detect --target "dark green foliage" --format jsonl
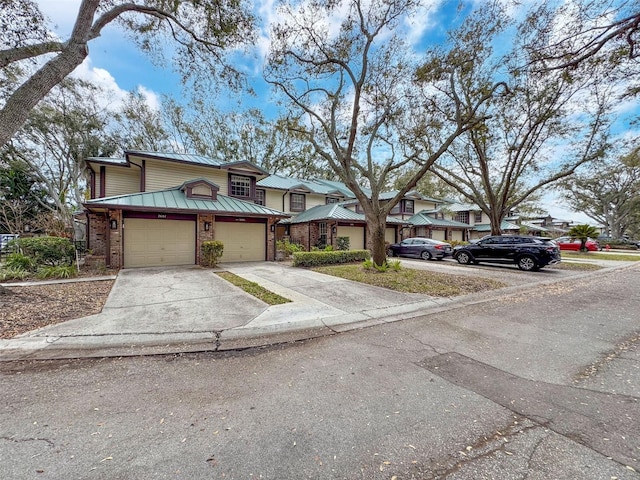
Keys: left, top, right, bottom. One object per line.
{"left": 567, "top": 224, "right": 600, "bottom": 251}
{"left": 15, "top": 236, "right": 74, "bottom": 266}
{"left": 201, "top": 240, "right": 224, "bottom": 266}
{"left": 336, "top": 237, "right": 350, "bottom": 251}
{"left": 4, "top": 252, "right": 35, "bottom": 271}
{"left": 292, "top": 249, "right": 370, "bottom": 267}
{"left": 36, "top": 265, "right": 77, "bottom": 279}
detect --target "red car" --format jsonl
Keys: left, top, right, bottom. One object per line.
{"left": 554, "top": 236, "right": 600, "bottom": 251}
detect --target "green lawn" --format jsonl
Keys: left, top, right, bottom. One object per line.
{"left": 217, "top": 271, "right": 291, "bottom": 305}
{"left": 561, "top": 252, "right": 640, "bottom": 261}
{"left": 313, "top": 264, "right": 507, "bottom": 297}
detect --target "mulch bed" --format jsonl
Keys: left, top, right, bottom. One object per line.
{"left": 0, "top": 277, "right": 115, "bottom": 339}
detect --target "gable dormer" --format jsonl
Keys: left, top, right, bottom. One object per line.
{"left": 181, "top": 178, "right": 219, "bottom": 201}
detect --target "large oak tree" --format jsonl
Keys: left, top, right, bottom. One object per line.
{"left": 0, "top": 0, "right": 254, "bottom": 147}
{"left": 265, "top": 0, "right": 506, "bottom": 265}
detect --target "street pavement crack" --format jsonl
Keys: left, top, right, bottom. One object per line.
{"left": 574, "top": 330, "right": 640, "bottom": 384}
{"left": 1, "top": 436, "right": 54, "bottom": 448}
{"left": 418, "top": 352, "right": 640, "bottom": 471}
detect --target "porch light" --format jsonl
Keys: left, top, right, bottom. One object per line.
{"left": 204, "top": 222, "right": 211, "bottom": 231}
{"left": 270, "top": 224, "right": 276, "bottom": 232}
{"left": 110, "top": 219, "right": 118, "bottom": 230}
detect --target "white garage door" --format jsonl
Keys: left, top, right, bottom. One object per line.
{"left": 337, "top": 226, "right": 365, "bottom": 250}
{"left": 215, "top": 221, "right": 265, "bottom": 262}
{"left": 124, "top": 218, "right": 196, "bottom": 268}
{"left": 385, "top": 227, "right": 396, "bottom": 244}
{"left": 431, "top": 230, "right": 445, "bottom": 241}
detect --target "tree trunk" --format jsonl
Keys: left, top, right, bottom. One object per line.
{"left": 0, "top": 43, "right": 89, "bottom": 146}
{"left": 489, "top": 210, "right": 503, "bottom": 236}
{"left": 366, "top": 213, "right": 387, "bottom": 266}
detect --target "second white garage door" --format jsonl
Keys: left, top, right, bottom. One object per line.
{"left": 215, "top": 221, "right": 266, "bottom": 262}
{"left": 336, "top": 226, "right": 365, "bottom": 250}
{"left": 124, "top": 218, "right": 196, "bottom": 268}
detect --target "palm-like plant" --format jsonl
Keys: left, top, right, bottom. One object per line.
{"left": 568, "top": 224, "right": 600, "bottom": 252}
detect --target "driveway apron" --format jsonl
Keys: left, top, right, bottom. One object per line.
{"left": 23, "top": 266, "right": 266, "bottom": 337}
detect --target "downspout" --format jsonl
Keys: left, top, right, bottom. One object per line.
{"left": 105, "top": 210, "right": 111, "bottom": 267}
{"left": 129, "top": 160, "right": 145, "bottom": 192}
{"left": 282, "top": 190, "right": 287, "bottom": 211}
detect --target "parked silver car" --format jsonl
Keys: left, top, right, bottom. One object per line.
{"left": 386, "top": 237, "right": 452, "bottom": 260}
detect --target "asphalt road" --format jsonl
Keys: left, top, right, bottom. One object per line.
{"left": 1, "top": 264, "right": 639, "bottom": 479}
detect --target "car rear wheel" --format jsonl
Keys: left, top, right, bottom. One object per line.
{"left": 517, "top": 255, "right": 537, "bottom": 271}
{"left": 386, "top": 248, "right": 395, "bottom": 257}
{"left": 456, "top": 251, "right": 472, "bottom": 265}
{"left": 420, "top": 250, "right": 432, "bottom": 261}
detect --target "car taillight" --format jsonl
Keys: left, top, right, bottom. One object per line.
{"left": 435, "top": 245, "right": 444, "bottom": 249}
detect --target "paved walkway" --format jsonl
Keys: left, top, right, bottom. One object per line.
{"left": 1, "top": 259, "right": 638, "bottom": 361}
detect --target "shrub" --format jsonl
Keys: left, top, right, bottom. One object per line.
{"left": 293, "top": 249, "right": 371, "bottom": 267}
{"left": 36, "top": 265, "right": 78, "bottom": 279}
{"left": 15, "top": 236, "right": 75, "bottom": 266}
{"left": 373, "top": 261, "right": 389, "bottom": 272}
{"left": 336, "top": 237, "right": 350, "bottom": 251}
{"left": 276, "top": 239, "right": 304, "bottom": 257}
{"left": 362, "top": 258, "right": 374, "bottom": 269}
{"left": 201, "top": 240, "right": 224, "bottom": 267}
{"left": 448, "top": 240, "right": 469, "bottom": 248}
{"left": 389, "top": 259, "right": 402, "bottom": 271}
{"left": 0, "top": 268, "right": 29, "bottom": 281}
{"left": 4, "top": 253, "right": 36, "bottom": 271}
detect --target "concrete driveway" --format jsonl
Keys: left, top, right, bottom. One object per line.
{"left": 24, "top": 266, "right": 268, "bottom": 337}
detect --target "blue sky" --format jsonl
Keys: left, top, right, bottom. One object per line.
{"left": 34, "top": 0, "right": 639, "bottom": 225}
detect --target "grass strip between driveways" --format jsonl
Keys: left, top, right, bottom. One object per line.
{"left": 550, "top": 262, "right": 602, "bottom": 271}
{"left": 312, "top": 264, "right": 507, "bottom": 297}
{"left": 216, "top": 271, "right": 291, "bottom": 305}
{"left": 561, "top": 252, "right": 640, "bottom": 261}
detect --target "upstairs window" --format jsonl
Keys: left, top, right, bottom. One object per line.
{"left": 455, "top": 211, "right": 469, "bottom": 223}
{"left": 326, "top": 197, "right": 340, "bottom": 204}
{"left": 290, "top": 193, "right": 306, "bottom": 212}
{"left": 230, "top": 174, "right": 251, "bottom": 198}
{"left": 403, "top": 200, "right": 414, "bottom": 214}
{"left": 255, "top": 189, "right": 265, "bottom": 206}
{"left": 474, "top": 211, "right": 483, "bottom": 223}
{"left": 390, "top": 204, "right": 401, "bottom": 214}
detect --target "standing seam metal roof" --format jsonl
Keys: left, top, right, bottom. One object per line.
{"left": 84, "top": 187, "right": 287, "bottom": 216}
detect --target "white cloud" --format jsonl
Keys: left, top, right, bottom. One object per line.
{"left": 70, "top": 57, "right": 161, "bottom": 113}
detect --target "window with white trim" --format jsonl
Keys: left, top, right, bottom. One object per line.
{"left": 474, "top": 211, "right": 483, "bottom": 223}
{"left": 455, "top": 211, "right": 469, "bottom": 223}
{"left": 255, "top": 189, "right": 265, "bottom": 205}
{"left": 290, "top": 193, "right": 305, "bottom": 212}
{"left": 230, "top": 174, "right": 251, "bottom": 198}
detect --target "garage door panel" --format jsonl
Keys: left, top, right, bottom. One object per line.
{"left": 124, "top": 218, "right": 195, "bottom": 268}
{"left": 385, "top": 227, "right": 396, "bottom": 244}
{"left": 337, "top": 226, "right": 365, "bottom": 250}
{"left": 216, "top": 222, "right": 265, "bottom": 262}
{"left": 431, "top": 230, "right": 445, "bottom": 241}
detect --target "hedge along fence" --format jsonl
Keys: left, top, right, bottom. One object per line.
{"left": 292, "top": 249, "right": 371, "bottom": 267}
{"left": 15, "top": 236, "right": 75, "bottom": 266}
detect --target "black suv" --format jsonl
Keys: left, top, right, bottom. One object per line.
{"left": 453, "top": 235, "right": 561, "bottom": 271}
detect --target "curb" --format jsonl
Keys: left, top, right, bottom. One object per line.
{"left": 1, "top": 261, "right": 637, "bottom": 362}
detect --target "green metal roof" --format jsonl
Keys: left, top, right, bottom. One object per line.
{"left": 473, "top": 221, "right": 520, "bottom": 232}
{"left": 311, "top": 179, "right": 360, "bottom": 198}
{"left": 521, "top": 221, "right": 549, "bottom": 232}
{"left": 284, "top": 203, "right": 406, "bottom": 225}
{"left": 124, "top": 150, "right": 269, "bottom": 174}
{"left": 84, "top": 187, "right": 287, "bottom": 217}
{"left": 257, "top": 175, "right": 344, "bottom": 195}
{"left": 408, "top": 212, "right": 471, "bottom": 228}
{"left": 86, "top": 157, "right": 128, "bottom": 166}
